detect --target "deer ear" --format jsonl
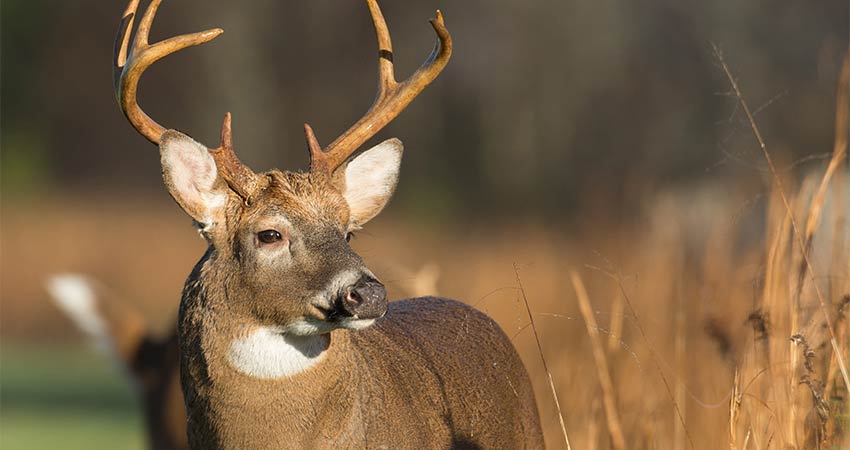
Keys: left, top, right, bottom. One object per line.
{"left": 341, "top": 138, "right": 403, "bottom": 227}
{"left": 160, "top": 130, "right": 228, "bottom": 229}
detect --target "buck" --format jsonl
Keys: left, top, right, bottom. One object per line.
{"left": 113, "top": 0, "right": 544, "bottom": 448}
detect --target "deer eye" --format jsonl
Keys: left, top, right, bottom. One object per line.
{"left": 257, "top": 230, "right": 283, "bottom": 244}
{"left": 345, "top": 232, "right": 354, "bottom": 242}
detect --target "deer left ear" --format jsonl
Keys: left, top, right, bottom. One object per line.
{"left": 341, "top": 138, "right": 403, "bottom": 227}
{"left": 160, "top": 130, "right": 229, "bottom": 230}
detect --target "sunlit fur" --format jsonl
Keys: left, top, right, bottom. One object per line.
{"left": 159, "top": 133, "right": 543, "bottom": 449}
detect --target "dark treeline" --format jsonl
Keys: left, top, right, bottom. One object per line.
{"left": 2, "top": 0, "right": 846, "bottom": 220}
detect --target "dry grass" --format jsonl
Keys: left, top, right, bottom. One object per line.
{"left": 572, "top": 271, "right": 626, "bottom": 450}
{"left": 714, "top": 45, "right": 849, "bottom": 450}
{"left": 517, "top": 264, "right": 573, "bottom": 449}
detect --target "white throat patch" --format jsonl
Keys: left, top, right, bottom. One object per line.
{"left": 227, "top": 327, "right": 329, "bottom": 379}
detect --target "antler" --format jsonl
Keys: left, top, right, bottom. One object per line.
{"left": 113, "top": 0, "right": 223, "bottom": 144}
{"left": 209, "top": 113, "right": 265, "bottom": 203}
{"left": 114, "top": 0, "right": 264, "bottom": 202}
{"left": 306, "top": 0, "right": 453, "bottom": 177}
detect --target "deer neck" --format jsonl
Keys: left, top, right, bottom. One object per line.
{"left": 180, "top": 272, "right": 357, "bottom": 384}
{"left": 178, "top": 266, "right": 366, "bottom": 447}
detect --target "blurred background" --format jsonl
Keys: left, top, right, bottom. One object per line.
{"left": 2, "top": 0, "right": 848, "bottom": 449}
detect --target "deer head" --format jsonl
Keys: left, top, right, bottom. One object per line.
{"left": 113, "top": 0, "right": 451, "bottom": 334}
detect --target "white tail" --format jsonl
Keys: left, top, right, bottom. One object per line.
{"left": 47, "top": 275, "right": 111, "bottom": 352}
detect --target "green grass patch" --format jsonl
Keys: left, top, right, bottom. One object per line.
{"left": 0, "top": 342, "right": 146, "bottom": 450}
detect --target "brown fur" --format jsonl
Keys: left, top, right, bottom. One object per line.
{"left": 181, "top": 291, "right": 542, "bottom": 449}
{"left": 166, "top": 166, "right": 544, "bottom": 449}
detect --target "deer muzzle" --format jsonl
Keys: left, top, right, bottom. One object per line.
{"left": 341, "top": 277, "right": 387, "bottom": 320}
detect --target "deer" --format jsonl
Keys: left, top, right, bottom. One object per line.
{"left": 112, "top": 0, "right": 544, "bottom": 448}
{"left": 46, "top": 274, "right": 188, "bottom": 450}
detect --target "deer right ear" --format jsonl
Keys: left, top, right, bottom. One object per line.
{"left": 160, "top": 131, "right": 228, "bottom": 229}
{"left": 341, "top": 138, "right": 403, "bottom": 227}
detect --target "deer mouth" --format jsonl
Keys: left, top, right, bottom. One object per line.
{"left": 311, "top": 302, "right": 348, "bottom": 322}
{"left": 312, "top": 297, "right": 370, "bottom": 322}
{"left": 308, "top": 298, "right": 383, "bottom": 332}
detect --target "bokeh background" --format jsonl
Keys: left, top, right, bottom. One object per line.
{"left": 2, "top": 0, "right": 848, "bottom": 449}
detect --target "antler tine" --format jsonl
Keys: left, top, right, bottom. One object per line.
{"left": 113, "top": 0, "right": 223, "bottom": 144}
{"left": 304, "top": 123, "right": 323, "bottom": 163}
{"left": 369, "top": 0, "right": 397, "bottom": 92}
{"left": 308, "top": 0, "right": 452, "bottom": 177}
{"left": 210, "top": 113, "right": 265, "bottom": 204}
{"left": 113, "top": 0, "right": 140, "bottom": 91}
{"left": 133, "top": 0, "right": 161, "bottom": 49}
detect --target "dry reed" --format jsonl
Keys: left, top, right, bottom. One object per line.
{"left": 712, "top": 43, "right": 850, "bottom": 397}
{"left": 514, "top": 263, "right": 572, "bottom": 449}
{"left": 711, "top": 44, "right": 850, "bottom": 449}
{"left": 571, "top": 270, "right": 626, "bottom": 450}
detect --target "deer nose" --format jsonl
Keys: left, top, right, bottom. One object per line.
{"left": 341, "top": 277, "right": 387, "bottom": 320}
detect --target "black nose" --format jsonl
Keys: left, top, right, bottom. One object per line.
{"left": 341, "top": 277, "right": 387, "bottom": 320}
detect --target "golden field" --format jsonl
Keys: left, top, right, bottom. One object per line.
{"left": 2, "top": 152, "right": 847, "bottom": 449}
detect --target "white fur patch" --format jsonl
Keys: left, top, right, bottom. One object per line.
{"left": 343, "top": 138, "right": 402, "bottom": 226}
{"left": 46, "top": 274, "right": 110, "bottom": 352}
{"left": 337, "top": 318, "right": 377, "bottom": 330}
{"left": 283, "top": 318, "right": 335, "bottom": 336}
{"left": 282, "top": 317, "right": 377, "bottom": 335}
{"left": 227, "top": 327, "right": 329, "bottom": 379}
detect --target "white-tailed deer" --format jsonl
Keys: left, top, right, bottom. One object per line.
{"left": 113, "top": 0, "right": 544, "bottom": 448}
{"left": 46, "top": 275, "right": 188, "bottom": 450}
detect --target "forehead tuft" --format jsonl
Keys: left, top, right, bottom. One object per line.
{"left": 252, "top": 170, "right": 350, "bottom": 226}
